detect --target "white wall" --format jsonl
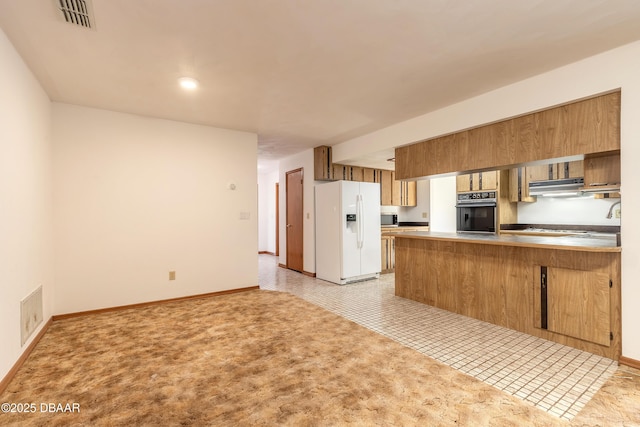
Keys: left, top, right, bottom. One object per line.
{"left": 0, "top": 29, "right": 54, "bottom": 380}
{"left": 258, "top": 170, "right": 279, "bottom": 253}
{"left": 517, "top": 197, "right": 622, "bottom": 226}
{"left": 278, "top": 149, "right": 316, "bottom": 273}
{"left": 399, "top": 179, "right": 430, "bottom": 223}
{"left": 52, "top": 104, "right": 258, "bottom": 314}
{"left": 331, "top": 40, "right": 640, "bottom": 361}
{"left": 429, "top": 177, "right": 457, "bottom": 232}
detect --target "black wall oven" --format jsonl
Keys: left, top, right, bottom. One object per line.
{"left": 456, "top": 191, "right": 497, "bottom": 233}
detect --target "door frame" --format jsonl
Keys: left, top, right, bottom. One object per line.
{"left": 275, "top": 182, "right": 279, "bottom": 256}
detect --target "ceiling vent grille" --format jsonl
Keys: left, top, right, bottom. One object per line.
{"left": 56, "top": 0, "right": 93, "bottom": 29}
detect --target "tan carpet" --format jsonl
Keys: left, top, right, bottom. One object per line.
{"left": 0, "top": 290, "right": 638, "bottom": 426}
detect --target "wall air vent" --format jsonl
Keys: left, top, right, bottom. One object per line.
{"left": 56, "top": 0, "right": 94, "bottom": 29}
{"left": 21, "top": 286, "right": 44, "bottom": 346}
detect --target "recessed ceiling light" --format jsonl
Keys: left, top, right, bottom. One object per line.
{"left": 178, "top": 77, "right": 199, "bottom": 90}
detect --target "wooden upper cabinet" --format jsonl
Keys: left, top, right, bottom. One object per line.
{"left": 562, "top": 160, "right": 584, "bottom": 179}
{"left": 381, "top": 171, "right": 417, "bottom": 206}
{"left": 584, "top": 152, "right": 621, "bottom": 188}
{"left": 402, "top": 181, "right": 417, "bottom": 206}
{"left": 527, "top": 164, "right": 554, "bottom": 182}
{"left": 363, "top": 168, "right": 381, "bottom": 183}
{"left": 456, "top": 171, "right": 498, "bottom": 192}
{"left": 392, "top": 174, "right": 402, "bottom": 206}
{"left": 380, "top": 170, "right": 393, "bottom": 206}
{"left": 314, "top": 146, "right": 333, "bottom": 181}
{"left": 331, "top": 164, "right": 365, "bottom": 181}
{"left": 391, "top": 172, "right": 417, "bottom": 206}
{"left": 332, "top": 164, "right": 347, "bottom": 180}
{"left": 456, "top": 174, "right": 472, "bottom": 192}
{"left": 312, "top": 144, "right": 418, "bottom": 206}
{"left": 481, "top": 171, "right": 498, "bottom": 190}
{"left": 395, "top": 91, "right": 620, "bottom": 179}
{"left": 546, "top": 160, "right": 584, "bottom": 180}
{"left": 525, "top": 160, "right": 584, "bottom": 183}
{"left": 509, "top": 167, "right": 536, "bottom": 203}
{"left": 510, "top": 160, "right": 585, "bottom": 202}
{"left": 350, "top": 166, "right": 364, "bottom": 182}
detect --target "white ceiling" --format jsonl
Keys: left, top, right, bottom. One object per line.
{"left": 2, "top": 0, "right": 640, "bottom": 172}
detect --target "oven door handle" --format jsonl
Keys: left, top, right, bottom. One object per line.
{"left": 456, "top": 203, "right": 497, "bottom": 208}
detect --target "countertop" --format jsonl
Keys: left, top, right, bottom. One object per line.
{"left": 394, "top": 231, "right": 621, "bottom": 252}
{"left": 381, "top": 225, "right": 429, "bottom": 236}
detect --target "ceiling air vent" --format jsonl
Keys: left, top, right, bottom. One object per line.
{"left": 56, "top": 0, "right": 94, "bottom": 29}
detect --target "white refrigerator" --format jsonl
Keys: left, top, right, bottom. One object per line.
{"left": 315, "top": 180, "right": 381, "bottom": 285}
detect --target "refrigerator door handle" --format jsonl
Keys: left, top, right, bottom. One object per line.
{"left": 356, "top": 194, "right": 364, "bottom": 249}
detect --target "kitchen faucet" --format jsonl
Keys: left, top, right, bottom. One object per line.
{"left": 606, "top": 200, "right": 621, "bottom": 219}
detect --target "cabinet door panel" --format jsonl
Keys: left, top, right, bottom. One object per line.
{"left": 380, "top": 170, "right": 393, "bottom": 206}
{"left": 456, "top": 174, "right": 471, "bottom": 192}
{"left": 403, "top": 181, "right": 417, "bottom": 206}
{"left": 584, "top": 152, "right": 621, "bottom": 187}
{"left": 391, "top": 171, "right": 401, "bottom": 206}
{"left": 363, "top": 168, "right": 377, "bottom": 183}
{"left": 480, "top": 171, "right": 498, "bottom": 190}
{"left": 534, "top": 266, "right": 610, "bottom": 346}
{"left": 314, "top": 146, "right": 333, "bottom": 180}
{"left": 528, "top": 164, "right": 553, "bottom": 182}
{"left": 333, "top": 164, "right": 347, "bottom": 180}
{"left": 555, "top": 161, "right": 584, "bottom": 179}
{"left": 350, "top": 166, "right": 364, "bottom": 182}
{"left": 381, "top": 237, "right": 389, "bottom": 271}
{"left": 509, "top": 167, "right": 536, "bottom": 202}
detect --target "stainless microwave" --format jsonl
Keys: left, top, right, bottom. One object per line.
{"left": 381, "top": 213, "right": 398, "bottom": 226}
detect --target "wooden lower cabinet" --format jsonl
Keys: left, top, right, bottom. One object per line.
{"left": 381, "top": 227, "right": 429, "bottom": 273}
{"left": 381, "top": 236, "right": 395, "bottom": 273}
{"left": 533, "top": 266, "right": 610, "bottom": 346}
{"left": 394, "top": 237, "right": 621, "bottom": 360}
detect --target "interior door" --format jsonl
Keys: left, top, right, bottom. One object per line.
{"left": 286, "top": 168, "right": 304, "bottom": 272}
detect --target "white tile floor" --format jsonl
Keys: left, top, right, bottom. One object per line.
{"left": 258, "top": 254, "right": 617, "bottom": 421}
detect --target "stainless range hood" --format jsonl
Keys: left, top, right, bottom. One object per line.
{"left": 528, "top": 177, "right": 584, "bottom": 196}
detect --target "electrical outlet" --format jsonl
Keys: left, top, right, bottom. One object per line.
{"left": 615, "top": 209, "right": 621, "bottom": 218}
{"left": 422, "top": 212, "right": 428, "bottom": 219}
{"left": 169, "top": 271, "right": 176, "bottom": 280}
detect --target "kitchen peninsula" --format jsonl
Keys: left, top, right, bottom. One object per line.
{"left": 395, "top": 231, "right": 621, "bottom": 359}
{"left": 392, "top": 90, "right": 622, "bottom": 360}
